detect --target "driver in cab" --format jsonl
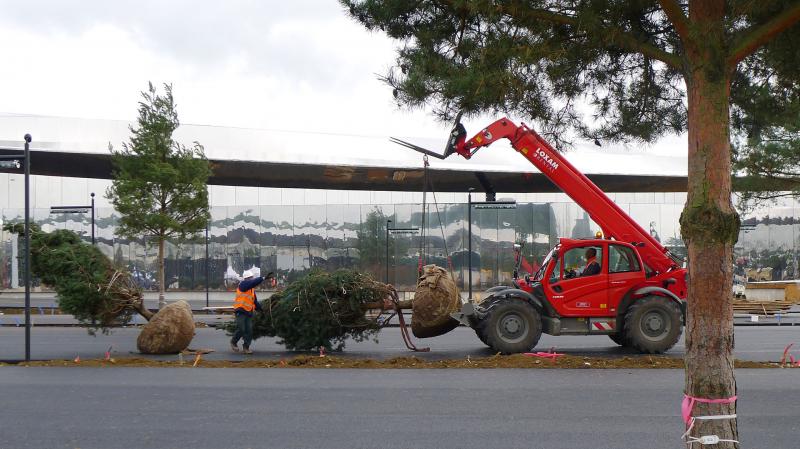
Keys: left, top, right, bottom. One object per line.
{"left": 581, "top": 248, "right": 601, "bottom": 276}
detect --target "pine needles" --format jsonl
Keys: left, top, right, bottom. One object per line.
{"left": 224, "top": 269, "right": 393, "bottom": 351}
{"left": 3, "top": 223, "right": 148, "bottom": 334}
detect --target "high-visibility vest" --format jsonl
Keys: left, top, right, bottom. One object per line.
{"left": 233, "top": 288, "right": 256, "bottom": 312}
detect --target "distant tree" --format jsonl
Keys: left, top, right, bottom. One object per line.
{"left": 343, "top": 1, "right": 800, "bottom": 444}
{"left": 107, "top": 83, "right": 211, "bottom": 308}
{"left": 732, "top": 69, "right": 800, "bottom": 211}
{"left": 356, "top": 209, "right": 395, "bottom": 280}
{"left": 741, "top": 216, "right": 757, "bottom": 227}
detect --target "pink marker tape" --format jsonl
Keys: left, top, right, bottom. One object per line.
{"left": 681, "top": 394, "right": 737, "bottom": 425}
{"left": 523, "top": 351, "right": 565, "bottom": 363}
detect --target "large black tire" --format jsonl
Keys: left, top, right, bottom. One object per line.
{"left": 624, "top": 296, "right": 682, "bottom": 354}
{"left": 475, "top": 328, "right": 490, "bottom": 346}
{"left": 479, "top": 299, "right": 542, "bottom": 354}
{"left": 608, "top": 331, "right": 629, "bottom": 347}
{"left": 473, "top": 297, "right": 500, "bottom": 347}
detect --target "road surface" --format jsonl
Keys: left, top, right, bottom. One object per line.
{"left": 0, "top": 367, "right": 797, "bottom": 449}
{"left": 1, "top": 325, "right": 798, "bottom": 362}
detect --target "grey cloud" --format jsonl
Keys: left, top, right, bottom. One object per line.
{"left": 0, "top": 0, "right": 374, "bottom": 90}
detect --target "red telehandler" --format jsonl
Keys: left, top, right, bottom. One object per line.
{"left": 394, "top": 118, "right": 687, "bottom": 354}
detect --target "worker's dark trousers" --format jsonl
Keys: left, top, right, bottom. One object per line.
{"left": 231, "top": 313, "right": 254, "bottom": 349}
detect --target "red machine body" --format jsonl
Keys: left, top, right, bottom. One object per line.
{"left": 434, "top": 118, "right": 687, "bottom": 354}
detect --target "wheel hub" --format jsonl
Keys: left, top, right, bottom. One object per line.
{"left": 642, "top": 311, "right": 667, "bottom": 338}
{"left": 497, "top": 312, "right": 527, "bottom": 343}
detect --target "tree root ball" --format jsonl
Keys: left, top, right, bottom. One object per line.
{"left": 411, "top": 265, "right": 461, "bottom": 338}
{"left": 137, "top": 300, "right": 195, "bottom": 354}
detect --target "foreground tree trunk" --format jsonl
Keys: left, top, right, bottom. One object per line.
{"left": 680, "top": 1, "right": 740, "bottom": 446}
{"left": 157, "top": 237, "right": 166, "bottom": 310}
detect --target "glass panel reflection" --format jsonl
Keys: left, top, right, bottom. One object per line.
{"left": 8, "top": 196, "right": 800, "bottom": 293}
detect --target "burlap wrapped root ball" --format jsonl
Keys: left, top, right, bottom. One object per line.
{"left": 137, "top": 300, "right": 195, "bottom": 354}
{"left": 411, "top": 264, "right": 461, "bottom": 338}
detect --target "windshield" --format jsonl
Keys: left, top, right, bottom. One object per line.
{"left": 532, "top": 247, "right": 557, "bottom": 282}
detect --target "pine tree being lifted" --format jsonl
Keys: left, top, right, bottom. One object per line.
{"left": 221, "top": 266, "right": 462, "bottom": 352}
{"left": 223, "top": 269, "right": 394, "bottom": 351}
{"left": 3, "top": 224, "right": 152, "bottom": 333}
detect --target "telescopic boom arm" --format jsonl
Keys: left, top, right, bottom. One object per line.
{"left": 397, "top": 117, "right": 680, "bottom": 274}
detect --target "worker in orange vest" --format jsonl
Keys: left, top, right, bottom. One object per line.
{"left": 230, "top": 269, "right": 270, "bottom": 354}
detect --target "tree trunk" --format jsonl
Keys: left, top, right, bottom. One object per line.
{"left": 681, "top": 2, "right": 740, "bottom": 446}
{"left": 158, "top": 237, "right": 166, "bottom": 309}
{"left": 132, "top": 299, "right": 155, "bottom": 321}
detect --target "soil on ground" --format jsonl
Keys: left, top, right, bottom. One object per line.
{"left": 2, "top": 353, "right": 793, "bottom": 369}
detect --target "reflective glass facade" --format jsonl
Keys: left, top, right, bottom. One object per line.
{"left": 2, "top": 175, "right": 798, "bottom": 292}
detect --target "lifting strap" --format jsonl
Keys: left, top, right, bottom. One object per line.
{"left": 419, "top": 156, "right": 429, "bottom": 276}
{"left": 418, "top": 155, "right": 455, "bottom": 278}
{"left": 388, "top": 287, "right": 429, "bottom": 352}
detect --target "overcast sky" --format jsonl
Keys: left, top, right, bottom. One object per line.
{"left": 0, "top": 0, "right": 686, "bottom": 158}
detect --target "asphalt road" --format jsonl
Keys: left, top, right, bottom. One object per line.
{"left": 1, "top": 325, "right": 798, "bottom": 362}
{"left": 0, "top": 367, "right": 797, "bottom": 449}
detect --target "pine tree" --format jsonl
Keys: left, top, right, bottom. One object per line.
{"left": 356, "top": 208, "right": 390, "bottom": 275}
{"left": 3, "top": 224, "right": 152, "bottom": 334}
{"left": 222, "top": 269, "right": 393, "bottom": 351}
{"left": 107, "top": 83, "right": 211, "bottom": 309}
{"left": 342, "top": 1, "right": 800, "bottom": 444}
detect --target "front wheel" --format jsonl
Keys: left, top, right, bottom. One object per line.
{"left": 480, "top": 299, "right": 542, "bottom": 354}
{"left": 608, "top": 331, "right": 629, "bottom": 347}
{"left": 624, "top": 296, "right": 682, "bottom": 354}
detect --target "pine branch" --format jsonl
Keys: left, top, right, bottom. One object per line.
{"left": 657, "top": 0, "right": 690, "bottom": 43}
{"left": 498, "top": 2, "right": 683, "bottom": 69}
{"left": 727, "top": 2, "right": 800, "bottom": 67}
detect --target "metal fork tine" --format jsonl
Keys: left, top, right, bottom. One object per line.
{"left": 389, "top": 137, "right": 448, "bottom": 159}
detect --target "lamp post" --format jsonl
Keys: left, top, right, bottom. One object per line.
{"left": 466, "top": 188, "right": 516, "bottom": 302}
{"left": 90, "top": 192, "right": 95, "bottom": 245}
{"left": 3, "top": 137, "right": 33, "bottom": 359}
{"left": 23, "top": 134, "right": 31, "bottom": 362}
{"left": 49, "top": 193, "right": 95, "bottom": 245}
{"left": 205, "top": 225, "right": 210, "bottom": 309}
{"left": 385, "top": 219, "right": 392, "bottom": 284}
{"left": 386, "top": 223, "right": 420, "bottom": 286}
{"left": 467, "top": 188, "right": 474, "bottom": 301}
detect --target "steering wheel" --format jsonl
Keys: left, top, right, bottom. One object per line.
{"left": 565, "top": 269, "right": 577, "bottom": 279}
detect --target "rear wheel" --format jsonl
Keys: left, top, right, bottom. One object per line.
{"left": 624, "top": 296, "right": 682, "bottom": 354}
{"left": 480, "top": 299, "right": 542, "bottom": 354}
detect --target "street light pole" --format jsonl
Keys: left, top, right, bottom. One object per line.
{"left": 205, "top": 225, "right": 210, "bottom": 309}
{"left": 385, "top": 219, "right": 392, "bottom": 284}
{"left": 90, "top": 192, "right": 95, "bottom": 245}
{"left": 24, "top": 134, "right": 31, "bottom": 362}
{"left": 49, "top": 195, "right": 95, "bottom": 244}
{"left": 467, "top": 189, "right": 473, "bottom": 301}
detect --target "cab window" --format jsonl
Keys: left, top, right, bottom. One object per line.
{"left": 609, "top": 244, "right": 642, "bottom": 273}
{"left": 561, "top": 246, "right": 603, "bottom": 278}
{"left": 549, "top": 257, "right": 561, "bottom": 283}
